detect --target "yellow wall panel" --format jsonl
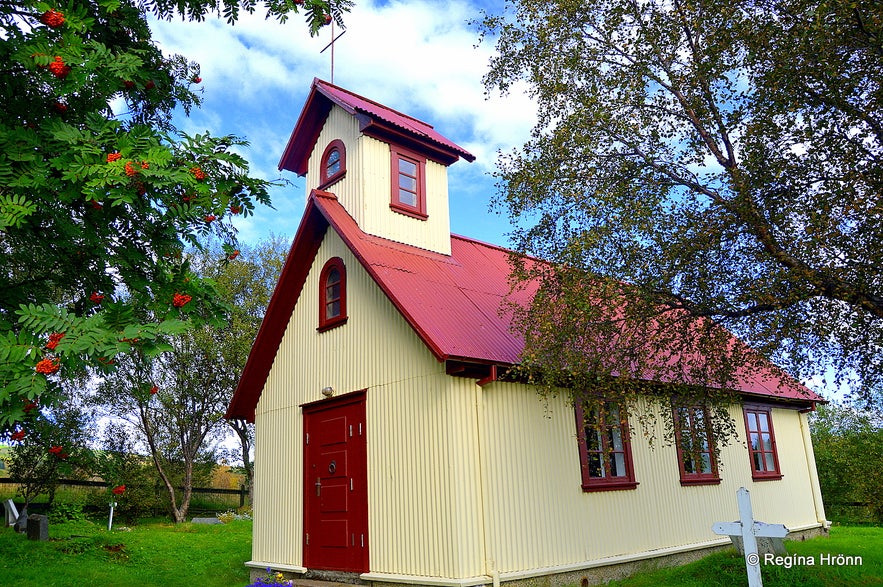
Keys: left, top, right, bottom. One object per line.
{"left": 252, "top": 406, "right": 302, "bottom": 566}
{"left": 478, "top": 384, "right": 825, "bottom": 575}
{"left": 253, "top": 229, "right": 483, "bottom": 579}
{"left": 356, "top": 133, "right": 452, "bottom": 255}
{"left": 306, "top": 106, "right": 362, "bottom": 223}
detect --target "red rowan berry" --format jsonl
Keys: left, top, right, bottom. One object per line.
{"left": 40, "top": 9, "right": 65, "bottom": 28}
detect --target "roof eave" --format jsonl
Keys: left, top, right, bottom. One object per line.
{"left": 277, "top": 79, "right": 475, "bottom": 175}
{"left": 357, "top": 115, "right": 475, "bottom": 165}
{"left": 277, "top": 79, "right": 333, "bottom": 176}
{"left": 738, "top": 389, "right": 826, "bottom": 408}
{"left": 224, "top": 193, "right": 330, "bottom": 422}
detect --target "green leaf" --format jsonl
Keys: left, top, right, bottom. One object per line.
{"left": 0, "top": 193, "right": 38, "bottom": 230}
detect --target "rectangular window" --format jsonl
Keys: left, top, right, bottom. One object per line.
{"left": 397, "top": 158, "right": 418, "bottom": 206}
{"left": 575, "top": 400, "right": 638, "bottom": 492}
{"left": 390, "top": 147, "right": 427, "bottom": 219}
{"left": 673, "top": 405, "right": 720, "bottom": 485}
{"left": 743, "top": 405, "right": 782, "bottom": 480}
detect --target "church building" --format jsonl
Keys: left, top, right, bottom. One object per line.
{"left": 226, "top": 79, "right": 827, "bottom": 587}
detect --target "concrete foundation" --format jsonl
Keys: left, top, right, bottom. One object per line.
{"left": 256, "top": 526, "right": 828, "bottom": 587}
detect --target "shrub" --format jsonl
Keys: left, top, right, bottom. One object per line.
{"left": 811, "top": 403, "right": 883, "bottom": 524}
{"left": 48, "top": 501, "right": 85, "bottom": 523}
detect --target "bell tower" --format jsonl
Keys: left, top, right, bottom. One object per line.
{"left": 278, "top": 79, "right": 475, "bottom": 256}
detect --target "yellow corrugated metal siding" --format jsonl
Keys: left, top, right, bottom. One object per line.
{"left": 305, "top": 104, "right": 452, "bottom": 255}
{"left": 478, "top": 383, "right": 825, "bottom": 574}
{"left": 743, "top": 407, "right": 825, "bottom": 525}
{"left": 306, "top": 107, "right": 362, "bottom": 222}
{"left": 356, "top": 133, "right": 452, "bottom": 255}
{"left": 252, "top": 406, "right": 301, "bottom": 566}
{"left": 368, "top": 375, "right": 485, "bottom": 578}
{"left": 253, "top": 229, "right": 483, "bottom": 578}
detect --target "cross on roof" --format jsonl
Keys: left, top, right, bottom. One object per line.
{"left": 320, "top": 21, "right": 346, "bottom": 85}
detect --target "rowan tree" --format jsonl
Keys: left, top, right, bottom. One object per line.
{"left": 479, "top": 0, "right": 883, "bottom": 410}
{"left": 0, "top": 0, "right": 350, "bottom": 428}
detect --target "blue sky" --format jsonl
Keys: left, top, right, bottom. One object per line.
{"left": 149, "top": 0, "right": 534, "bottom": 248}
{"left": 148, "top": 1, "right": 845, "bottom": 399}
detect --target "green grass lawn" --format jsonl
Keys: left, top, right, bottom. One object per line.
{"left": 600, "top": 525, "right": 883, "bottom": 587}
{"left": 1, "top": 518, "right": 880, "bottom": 586}
{"left": 0, "top": 517, "right": 253, "bottom": 587}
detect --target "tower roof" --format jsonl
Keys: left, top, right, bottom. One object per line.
{"left": 278, "top": 78, "right": 475, "bottom": 176}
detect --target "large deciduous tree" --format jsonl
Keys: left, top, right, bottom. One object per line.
{"left": 188, "top": 237, "right": 288, "bottom": 505}
{"left": 95, "top": 347, "right": 227, "bottom": 524}
{"left": 479, "top": 0, "right": 882, "bottom": 405}
{"left": 0, "top": 0, "right": 350, "bottom": 428}
{"left": 92, "top": 238, "right": 287, "bottom": 521}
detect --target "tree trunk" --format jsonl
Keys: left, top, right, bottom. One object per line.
{"left": 229, "top": 418, "right": 254, "bottom": 507}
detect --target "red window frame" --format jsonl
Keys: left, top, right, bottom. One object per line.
{"left": 318, "top": 257, "right": 347, "bottom": 332}
{"left": 673, "top": 405, "right": 720, "bottom": 486}
{"left": 743, "top": 405, "right": 783, "bottom": 480}
{"left": 319, "top": 139, "right": 346, "bottom": 189}
{"left": 575, "top": 400, "right": 638, "bottom": 492}
{"left": 389, "top": 146, "right": 427, "bottom": 219}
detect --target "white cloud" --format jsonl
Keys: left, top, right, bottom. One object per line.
{"left": 148, "top": 0, "right": 535, "bottom": 244}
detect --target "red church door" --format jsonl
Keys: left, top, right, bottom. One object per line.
{"left": 303, "top": 390, "right": 368, "bottom": 573}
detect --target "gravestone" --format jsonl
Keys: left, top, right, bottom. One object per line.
{"left": 728, "top": 534, "right": 788, "bottom": 557}
{"left": 13, "top": 507, "right": 28, "bottom": 533}
{"left": 191, "top": 517, "right": 222, "bottom": 525}
{"left": 26, "top": 514, "right": 48, "bottom": 541}
{"left": 3, "top": 499, "right": 18, "bottom": 527}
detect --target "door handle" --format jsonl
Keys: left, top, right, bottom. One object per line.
{"left": 315, "top": 477, "right": 321, "bottom": 496}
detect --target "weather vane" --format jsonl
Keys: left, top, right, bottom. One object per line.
{"left": 320, "top": 18, "right": 346, "bottom": 85}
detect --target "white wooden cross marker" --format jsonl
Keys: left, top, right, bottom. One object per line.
{"left": 712, "top": 487, "right": 789, "bottom": 587}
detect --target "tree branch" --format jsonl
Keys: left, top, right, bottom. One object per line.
{"left": 672, "top": 0, "right": 737, "bottom": 167}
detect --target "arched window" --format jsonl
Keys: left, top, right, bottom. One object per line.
{"left": 318, "top": 257, "right": 347, "bottom": 331}
{"left": 320, "top": 139, "right": 346, "bottom": 188}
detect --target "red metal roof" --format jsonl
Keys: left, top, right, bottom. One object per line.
{"left": 320, "top": 193, "right": 532, "bottom": 364}
{"left": 226, "top": 191, "right": 822, "bottom": 421}
{"left": 278, "top": 79, "right": 474, "bottom": 176}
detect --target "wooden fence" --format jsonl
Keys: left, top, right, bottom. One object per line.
{"left": 0, "top": 478, "right": 249, "bottom": 514}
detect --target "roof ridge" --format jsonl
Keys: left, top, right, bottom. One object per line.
{"left": 315, "top": 78, "right": 435, "bottom": 129}
{"left": 451, "top": 232, "right": 546, "bottom": 265}
{"left": 451, "top": 232, "right": 511, "bottom": 253}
